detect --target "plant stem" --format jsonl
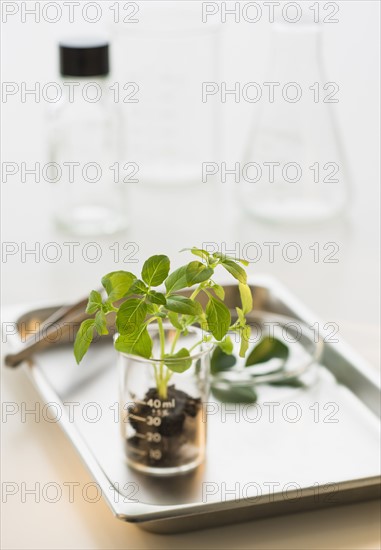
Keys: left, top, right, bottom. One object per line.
{"left": 153, "top": 364, "right": 160, "bottom": 388}
{"left": 188, "top": 338, "right": 204, "bottom": 354}
{"left": 145, "top": 316, "right": 159, "bottom": 325}
{"left": 157, "top": 317, "right": 165, "bottom": 358}
{"left": 164, "top": 368, "right": 173, "bottom": 385}
{"left": 190, "top": 286, "right": 202, "bottom": 301}
{"left": 170, "top": 329, "right": 181, "bottom": 354}
{"left": 156, "top": 318, "right": 167, "bottom": 399}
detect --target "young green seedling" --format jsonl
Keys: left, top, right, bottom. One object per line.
{"left": 74, "top": 247, "right": 253, "bottom": 399}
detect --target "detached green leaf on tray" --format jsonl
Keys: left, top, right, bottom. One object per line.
{"left": 211, "top": 385, "right": 257, "bottom": 404}
{"left": 270, "top": 378, "right": 305, "bottom": 388}
{"left": 211, "top": 345, "right": 236, "bottom": 375}
{"left": 246, "top": 336, "right": 289, "bottom": 367}
{"left": 217, "top": 335, "right": 234, "bottom": 354}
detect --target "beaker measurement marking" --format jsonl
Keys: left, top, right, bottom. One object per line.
{"left": 146, "top": 398, "right": 176, "bottom": 409}
{"left": 149, "top": 449, "right": 162, "bottom": 461}
{"left": 131, "top": 448, "right": 147, "bottom": 457}
{"left": 151, "top": 409, "right": 169, "bottom": 418}
{"left": 146, "top": 432, "right": 162, "bottom": 443}
{"left": 162, "top": 398, "right": 176, "bottom": 409}
{"left": 146, "top": 416, "right": 161, "bottom": 426}
{"left": 128, "top": 413, "right": 146, "bottom": 423}
{"left": 134, "top": 432, "right": 147, "bottom": 440}
{"left": 134, "top": 399, "right": 147, "bottom": 406}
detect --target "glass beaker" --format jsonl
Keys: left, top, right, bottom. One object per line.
{"left": 118, "top": 324, "right": 212, "bottom": 476}
{"left": 113, "top": 4, "right": 221, "bottom": 186}
{"left": 239, "top": 22, "right": 351, "bottom": 223}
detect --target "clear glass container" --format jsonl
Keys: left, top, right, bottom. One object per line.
{"left": 49, "top": 42, "right": 128, "bottom": 236}
{"left": 239, "top": 23, "right": 351, "bottom": 223}
{"left": 118, "top": 324, "right": 212, "bottom": 476}
{"left": 211, "top": 311, "right": 323, "bottom": 404}
{"left": 113, "top": 5, "right": 221, "bottom": 187}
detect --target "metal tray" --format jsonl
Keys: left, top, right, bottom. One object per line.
{"left": 6, "top": 276, "right": 381, "bottom": 533}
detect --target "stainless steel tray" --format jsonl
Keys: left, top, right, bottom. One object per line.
{"left": 6, "top": 275, "right": 381, "bottom": 533}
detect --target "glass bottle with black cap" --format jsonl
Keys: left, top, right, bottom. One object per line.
{"left": 49, "top": 39, "right": 128, "bottom": 236}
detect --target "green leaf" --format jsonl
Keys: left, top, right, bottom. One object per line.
{"left": 238, "top": 282, "right": 253, "bottom": 315}
{"left": 246, "top": 336, "right": 289, "bottom": 367}
{"left": 130, "top": 279, "right": 149, "bottom": 295}
{"left": 102, "top": 300, "right": 115, "bottom": 314}
{"left": 142, "top": 255, "right": 170, "bottom": 287}
{"left": 185, "top": 261, "right": 214, "bottom": 286}
{"left": 94, "top": 310, "right": 108, "bottom": 335}
{"left": 238, "top": 258, "right": 249, "bottom": 267}
{"left": 74, "top": 319, "right": 95, "bottom": 364}
{"left": 270, "top": 378, "right": 305, "bottom": 388}
{"left": 148, "top": 291, "right": 166, "bottom": 305}
{"left": 221, "top": 259, "right": 247, "bottom": 284}
{"left": 181, "top": 247, "right": 210, "bottom": 261}
{"left": 211, "top": 283, "right": 225, "bottom": 300}
{"left": 164, "top": 265, "right": 188, "bottom": 293}
{"left": 166, "top": 295, "right": 201, "bottom": 315}
{"left": 101, "top": 271, "right": 136, "bottom": 302}
{"left": 211, "top": 385, "right": 257, "bottom": 404}
{"left": 154, "top": 311, "right": 167, "bottom": 318}
{"left": 213, "top": 252, "right": 249, "bottom": 267}
{"left": 211, "top": 252, "right": 226, "bottom": 260}
{"left": 206, "top": 297, "right": 231, "bottom": 340}
{"left": 181, "top": 315, "right": 199, "bottom": 329}
{"left": 86, "top": 290, "right": 103, "bottom": 314}
{"left": 217, "top": 335, "right": 234, "bottom": 354}
{"left": 164, "top": 348, "right": 192, "bottom": 373}
{"left": 168, "top": 311, "right": 183, "bottom": 330}
{"left": 115, "top": 326, "right": 152, "bottom": 358}
{"left": 211, "top": 345, "right": 236, "bottom": 375}
{"left": 236, "top": 306, "right": 245, "bottom": 325}
{"left": 116, "top": 299, "right": 147, "bottom": 334}
{"left": 239, "top": 325, "right": 251, "bottom": 358}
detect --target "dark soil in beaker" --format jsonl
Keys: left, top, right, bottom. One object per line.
{"left": 127, "top": 385, "right": 203, "bottom": 470}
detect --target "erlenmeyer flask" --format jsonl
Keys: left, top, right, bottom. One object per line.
{"left": 240, "top": 22, "right": 351, "bottom": 223}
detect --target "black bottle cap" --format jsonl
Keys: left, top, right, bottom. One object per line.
{"left": 59, "top": 40, "right": 109, "bottom": 77}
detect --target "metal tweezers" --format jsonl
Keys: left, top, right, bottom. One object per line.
{"left": 4, "top": 295, "right": 92, "bottom": 368}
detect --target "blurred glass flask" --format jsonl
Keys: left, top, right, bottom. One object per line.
{"left": 113, "top": 5, "right": 221, "bottom": 186}
{"left": 49, "top": 40, "right": 128, "bottom": 236}
{"left": 240, "top": 23, "right": 351, "bottom": 223}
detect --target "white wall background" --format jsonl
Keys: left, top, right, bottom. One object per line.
{"left": 1, "top": 1, "right": 380, "bottom": 326}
